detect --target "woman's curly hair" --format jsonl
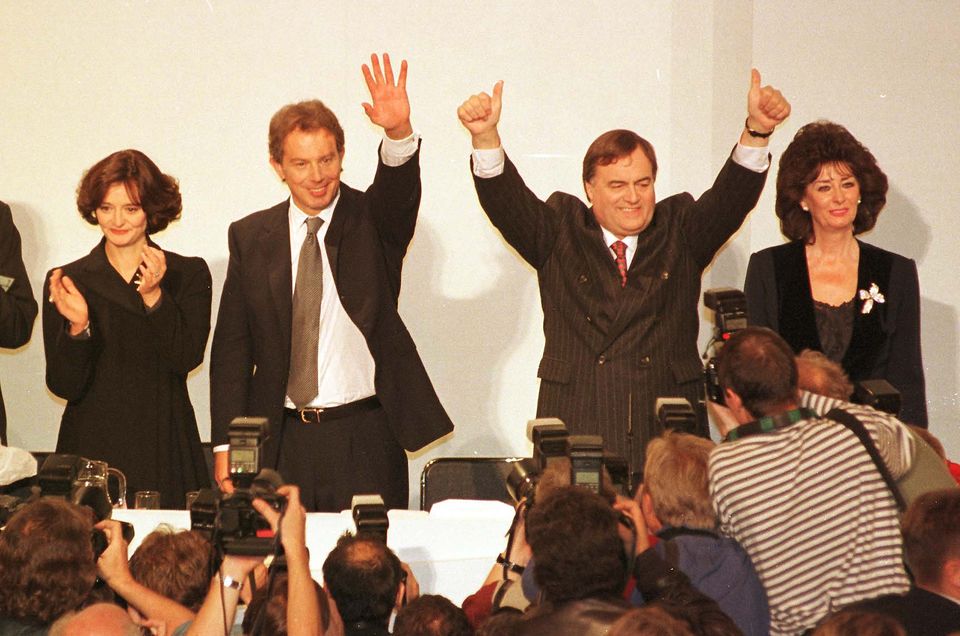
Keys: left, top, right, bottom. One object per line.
{"left": 776, "top": 120, "right": 888, "bottom": 243}
{"left": 0, "top": 498, "right": 97, "bottom": 625}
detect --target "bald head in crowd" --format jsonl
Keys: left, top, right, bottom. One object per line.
{"left": 49, "top": 604, "right": 141, "bottom": 636}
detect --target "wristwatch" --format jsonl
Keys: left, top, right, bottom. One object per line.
{"left": 221, "top": 574, "right": 243, "bottom": 591}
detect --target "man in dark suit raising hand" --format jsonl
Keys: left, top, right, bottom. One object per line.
{"left": 211, "top": 53, "right": 452, "bottom": 512}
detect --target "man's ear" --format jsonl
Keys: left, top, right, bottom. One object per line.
{"left": 269, "top": 157, "right": 285, "bottom": 183}
{"left": 724, "top": 388, "right": 741, "bottom": 410}
{"left": 640, "top": 490, "right": 662, "bottom": 534}
{"left": 583, "top": 180, "right": 594, "bottom": 203}
{"left": 942, "top": 558, "right": 960, "bottom": 594}
{"left": 394, "top": 577, "right": 405, "bottom": 610}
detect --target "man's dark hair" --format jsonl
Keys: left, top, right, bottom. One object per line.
{"left": 322, "top": 531, "right": 402, "bottom": 627}
{"left": 776, "top": 120, "right": 887, "bottom": 243}
{"left": 128, "top": 527, "right": 213, "bottom": 611}
{"left": 717, "top": 327, "right": 799, "bottom": 418}
{"left": 269, "top": 99, "right": 345, "bottom": 163}
{"left": 76, "top": 149, "right": 182, "bottom": 233}
{"left": 242, "top": 572, "right": 330, "bottom": 635}
{"left": 901, "top": 488, "right": 960, "bottom": 588}
{"left": 0, "top": 498, "right": 97, "bottom": 625}
{"left": 582, "top": 129, "right": 658, "bottom": 185}
{"left": 393, "top": 594, "right": 473, "bottom": 636}
{"left": 608, "top": 606, "right": 694, "bottom": 636}
{"left": 524, "top": 485, "right": 626, "bottom": 603}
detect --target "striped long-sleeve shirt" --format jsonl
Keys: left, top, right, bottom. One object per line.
{"left": 708, "top": 393, "right": 915, "bottom": 636}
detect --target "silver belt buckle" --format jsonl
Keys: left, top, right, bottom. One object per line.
{"left": 299, "top": 407, "right": 324, "bottom": 424}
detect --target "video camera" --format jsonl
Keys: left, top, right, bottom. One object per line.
{"left": 190, "top": 417, "right": 285, "bottom": 557}
{"left": 702, "top": 287, "right": 750, "bottom": 405}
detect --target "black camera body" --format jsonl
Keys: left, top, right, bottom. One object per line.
{"left": 702, "top": 287, "right": 750, "bottom": 406}
{"left": 191, "top": 469, "right": 284, "bottom": 557}
{"left": 190, "top": 417, "right": 285, "bottom": 557}
{"left": 853, "top": 379, "right": 901, "bottom": 416}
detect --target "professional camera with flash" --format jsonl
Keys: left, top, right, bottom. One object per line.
{"left": 702, "top": 287, "right": 749, "bottom": 406}
{"left": 190, "top": 417, "right": 285, "bottom": 556}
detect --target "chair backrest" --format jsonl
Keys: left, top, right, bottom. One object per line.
{"left": 420, "top": 457, "right": 524, "bottom": 511}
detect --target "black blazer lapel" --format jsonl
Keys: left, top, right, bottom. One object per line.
{"left": 842, "top": 241, "right": 891, "bottom": 377}
{"left": 71, "top": 241, "right": 148, "bottom": 317}
{"left": 774, "top": 240, "right": 822, "bottom": 353}
{"left": 260, "top": 202, "right": 293, "bottom": 348}
{"left": 323, "top": 183, "right": 366, "bottom": 288}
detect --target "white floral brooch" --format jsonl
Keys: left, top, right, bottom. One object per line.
{"left": 859, "top": 282, "right": 885, "bottom": 314}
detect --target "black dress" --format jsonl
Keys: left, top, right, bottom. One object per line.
{"left": 42, "top": 239, "right": 212, "bottom": 508}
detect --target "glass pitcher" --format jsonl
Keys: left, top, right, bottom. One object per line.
{"left": 73, "top": 459, "right": 128, "bottom": 509}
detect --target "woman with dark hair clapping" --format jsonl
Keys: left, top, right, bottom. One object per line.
{"left": 44, "top": 150, "right": 211, "bottom": 507}
{"left": 745, "top": 121, "right": 927, "bottom": 425}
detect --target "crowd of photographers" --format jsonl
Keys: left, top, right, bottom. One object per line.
{"left": 1, "top": 324, "right": 959, "bottom": 635}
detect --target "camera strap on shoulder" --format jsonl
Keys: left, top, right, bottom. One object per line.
{"left": 825, "top": 407, "right": 906, "bottom": 512}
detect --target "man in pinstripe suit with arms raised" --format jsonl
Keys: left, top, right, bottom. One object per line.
{"left": 457, "top": 71, "right": 790, "bottom": 474}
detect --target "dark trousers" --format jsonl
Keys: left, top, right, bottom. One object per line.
{"left": 276, "top": 405, "right": 408, "bottom": 513}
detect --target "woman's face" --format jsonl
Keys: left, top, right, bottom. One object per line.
{"left": 96, "top": 182, "right": 148, "bottom": 249}
{"left": 801, "top": 161, "right": 860, "bottom": 237}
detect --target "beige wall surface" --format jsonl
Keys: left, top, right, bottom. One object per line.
{"left": 1, "top": 1, "right": 956, "bottom": 506}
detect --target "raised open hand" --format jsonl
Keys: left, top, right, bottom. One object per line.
{"left": 457, "top": 81, "right": 503, "bottom": 149}
{"left": 361, "top": 53, "right": 412, "bottom": 140}
{"left": 746, "top": 68, "right": 791, "bottom": 133}
{"left": 49, "top": 268, "right": 89, "bottom": 335}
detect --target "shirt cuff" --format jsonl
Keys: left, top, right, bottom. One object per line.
{"left": 731, "top": 143, "right": 770, "bottom": 173}
{"left": 380, "top": 132, "right": 420, "bottom": 167}
{"left": 472, "top": 147, "right": 506, "bottom": 178}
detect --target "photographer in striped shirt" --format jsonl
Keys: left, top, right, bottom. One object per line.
{"left": 706, "top": 327, "right": 914, "bottom": 636}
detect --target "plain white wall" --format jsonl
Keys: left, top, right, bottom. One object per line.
{"left": 1, "top": 1, "right": 956, "bottom": 508}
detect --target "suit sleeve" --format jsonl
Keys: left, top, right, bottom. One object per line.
{"left": 42, "top": 270, "right": 99, "bottom": 401}
{"left": 744, "top": 249, "right": 778, "bottom": 330}
{"left": 0, "top": 203, "right": 38, "bottom": 349}
{"left": 366, "top": 142, "right": 422, "bottom": 297}
{"left": 886, "top": 257, "right": 927, "bottom": 426}
{"left": 145, "top": 257, "right": 212, "bottom": 375}
{"left": 472, "top": 153, "right": 561, "bottom": 269}
{"left": 209, "top": 223, "right": 254, "bottom": 446}
{"left": 682, "top": 153, "right": 768, "bottom": 270}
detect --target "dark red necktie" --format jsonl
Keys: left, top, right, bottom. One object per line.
{"left": 611, "top": 240, "right": 628, "bottom": 288}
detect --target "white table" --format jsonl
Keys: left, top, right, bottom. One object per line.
{"left": 113, "top": 499, "right": 513, "bottom": 605}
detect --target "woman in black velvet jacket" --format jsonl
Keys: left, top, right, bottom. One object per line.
{"left": 745, "top": 121, "right": 927, "bottom": 426}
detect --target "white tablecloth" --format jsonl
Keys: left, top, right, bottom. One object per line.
{"left": 113, "top": 499, "right": 513, "bottom": 605}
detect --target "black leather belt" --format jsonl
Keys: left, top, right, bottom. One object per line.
{"left": 285, "top": 396, "right": 381, "bottom": 424}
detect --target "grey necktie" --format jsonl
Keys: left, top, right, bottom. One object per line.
{"left": 287, "top": 216, "right": 324, "bottom": 409}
